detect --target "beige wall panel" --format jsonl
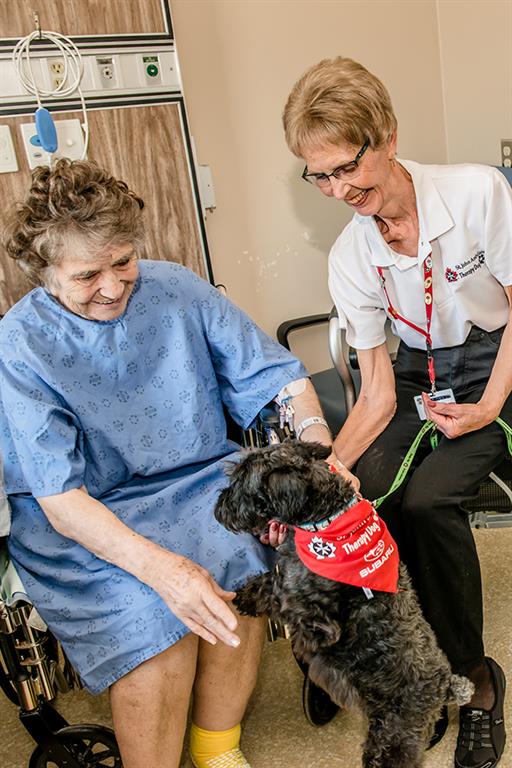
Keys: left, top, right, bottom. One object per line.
{"left": 437, "top": 0, "right": 512, "bottom": 165}
{"left": 0, "top": 0, "right": 167, "bottom": 38}
{"left": 86, "top": 104, "right": 205, "bottom": 276}
{"left": 171, "top": 0, "right": 447, "bottom": 371}
{"left": 0, "top": 103, "right": 205, "bottom": 313}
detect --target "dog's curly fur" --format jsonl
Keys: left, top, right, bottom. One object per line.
{"left": 215, "top": 440, "right": 473, "bottom": 768}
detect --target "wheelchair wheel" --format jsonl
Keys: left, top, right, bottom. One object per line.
{"left": 29, "top": 724, "right": 121, "bottom": 767}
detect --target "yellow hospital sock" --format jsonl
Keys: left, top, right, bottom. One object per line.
{"left": 189, "top": 723, "right": 251, "bottom": 768}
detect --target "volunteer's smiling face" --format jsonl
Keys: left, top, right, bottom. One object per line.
{"left": 301, "top": 135, "right": 397, "bottom": 217}
{"left": 49, "top": 243, "right": 139, "bottom": 321}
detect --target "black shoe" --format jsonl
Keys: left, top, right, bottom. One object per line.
{"left": 426, "top": 705, "right": 449, "bottom": 750}
{"left": 455, "top": 657, "right": 506, "bottom": 768}
{"left": 302, "top": 674, "right": 340, "bottom": 726}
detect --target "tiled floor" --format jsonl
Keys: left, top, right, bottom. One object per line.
{"left": 1, "top": 527, "right": 511, "bottom": 768}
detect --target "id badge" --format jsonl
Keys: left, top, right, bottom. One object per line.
{"left": 414, "top": 388, "right": 456, "bottom": 421}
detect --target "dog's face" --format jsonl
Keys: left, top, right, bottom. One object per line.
{"left": 215, "top": 440, "right": 355, "bottom": 535}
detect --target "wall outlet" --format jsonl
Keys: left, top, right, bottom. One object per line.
{"left": 500, "top": 139, "right": 512, "bottom": 168}
{"left": 47, "top": 58, "right": 66, "bottom": 91}
{"left": 96, "top": 56, "right": 117, "bottom": 88}
{"left": 48, "top": 59, "right": 64, "bottom": 75}
{"left": 0, "top": 125, "right": 18, "bottom": 173}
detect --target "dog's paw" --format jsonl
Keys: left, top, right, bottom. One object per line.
{"left": 233, "top": 593, "right": 261, "bottom": 617}
{"left": 292, "top": 622, "right": 342, "bottom": 658}
{"left": 233, "top": 572, "right": 273, "bottom": 618}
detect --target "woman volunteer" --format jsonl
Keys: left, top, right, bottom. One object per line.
{"left": 283, "top": 56, "right": 512, "bottom": 768}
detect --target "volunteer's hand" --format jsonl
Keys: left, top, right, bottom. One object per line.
{"left": 421, "top": 393, "right": 495, "bottom": 439}
{"left": 327, "top": 453, "right": 361, "bottom": 492}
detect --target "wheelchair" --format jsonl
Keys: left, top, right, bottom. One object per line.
{"left": 277, "top": 308, "right": 512, "bottom": 528}
{"left": 0, "top": 527, "right": 121, "bottom": 767}
{"left": 0, "top": 403, "right": 293, "bottom": 768}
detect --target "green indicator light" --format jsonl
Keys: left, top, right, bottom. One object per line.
{"left": 146, "top": 64, "right": 159, "bottom": 77}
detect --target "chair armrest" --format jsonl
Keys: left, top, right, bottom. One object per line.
{"left": 276, "top": 313, "right": 330, "bottom": 350}
{"left": 328, "top": 313, "right": 357, "bottom": 413}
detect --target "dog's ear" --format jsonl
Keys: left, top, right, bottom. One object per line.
{"left": 265, "top": 467, "right": 307, "bottom": 521}
{"left": 215, "top": 453, "right": 271, "bottom": 531}
{"left": 215, "top": 479, "right": 263, "bottom": 532}
{"left": 215, "top": 483, "right": 238, "bottom": 529}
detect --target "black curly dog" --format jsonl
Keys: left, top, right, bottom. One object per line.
{"left": 215, "top": 441, "right": 473, "bottom": 768}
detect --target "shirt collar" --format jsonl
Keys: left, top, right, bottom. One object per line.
{"left": 359, "top": 158, "right": 455, "bottom": 270}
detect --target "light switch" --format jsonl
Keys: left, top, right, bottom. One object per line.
{"left": 0, "top": 125, "right": 19, "bottom": 173}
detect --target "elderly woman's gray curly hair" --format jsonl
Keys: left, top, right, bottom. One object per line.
{"left": 2, "top": 158, "right": 145, "bottom": 287}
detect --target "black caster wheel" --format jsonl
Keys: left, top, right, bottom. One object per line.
{"left": 29, "top": 724, "right": 122, "bottom": 767}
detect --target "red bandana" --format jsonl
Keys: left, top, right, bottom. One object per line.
{"left": 293, "top": 499, "right": 399, "bottom": 593}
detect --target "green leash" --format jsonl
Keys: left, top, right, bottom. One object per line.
{"left": 373, "top": 417, "right": 512, "bottom": 509}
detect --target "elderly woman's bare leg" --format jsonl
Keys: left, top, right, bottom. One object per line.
{"left": 188, "top": 614, "right": 267, "bottom": 767}
{"left": 109, "top": 632, "right": 199, "bottom": 768}
{"left": 192, "top": 614, "right": 266, "bottom": 730}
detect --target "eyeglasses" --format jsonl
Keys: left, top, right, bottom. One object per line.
{"left": 302, "top": 140, "right": 370, "bottom": 187}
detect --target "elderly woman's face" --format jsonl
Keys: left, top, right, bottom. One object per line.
{"left": 302, "top": 135, "right": 397, "bottom": 217}
{"left": 49, "top": 243, "right": 139, "bottom": 321}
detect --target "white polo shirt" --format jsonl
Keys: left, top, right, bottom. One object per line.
{"left": 328, "top": 160, "right": 512, "bottom": 350}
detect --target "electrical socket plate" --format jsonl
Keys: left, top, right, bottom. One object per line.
{"left": 20, "top": 119, "right": 85, "bottom": 169}
{"left": 96, "top": 56, "right": 117, "bottom": 89}
{"left": 46, "top": 58, "right": 67, "bottom": 91}
{"left": 500, "top": 139, "right": 512, "bottom": 168}
{"left": 0, "top": 125, "right": 18, "bottom": 173}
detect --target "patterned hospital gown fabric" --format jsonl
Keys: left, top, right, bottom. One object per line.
{"left": 0, "top": 260, "right": 307, "bottom": 693}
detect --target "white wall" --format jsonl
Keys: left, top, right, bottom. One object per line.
{"left": 170, "top": 0, "right": 448, "bottom": 370}
{"left": 437, "top": 0, "right": 512, "bottom": 165}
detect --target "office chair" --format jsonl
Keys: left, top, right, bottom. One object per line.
{"left": 277, "top": 309, "right": 512, "bottom": 528}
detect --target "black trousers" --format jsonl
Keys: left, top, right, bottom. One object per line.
{"left": 356, "top": 325, "right": 511, "bottom": 675}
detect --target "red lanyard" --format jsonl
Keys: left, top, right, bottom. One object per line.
{"left": 376, "top": 254, "right": 437, "bottom": 392}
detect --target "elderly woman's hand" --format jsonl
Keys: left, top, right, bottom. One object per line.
{"left": 151, "top": 551, "right": 240, "bottom": 647}
{"left": 259, "top": 521, "right": 288, "bottom": 547}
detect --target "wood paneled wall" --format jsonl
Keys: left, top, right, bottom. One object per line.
{"left": 0, "top": 103, "right": 206, "bottom": 313}
{"left": 0, "top": 0, "right": 168, "bottom": 38}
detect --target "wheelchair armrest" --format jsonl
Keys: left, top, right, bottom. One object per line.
{"left": 276, "top": 313, "right": 330, "bottom": 350}
{"left": 0, "top": 536, "right": 30, "bottom": 608}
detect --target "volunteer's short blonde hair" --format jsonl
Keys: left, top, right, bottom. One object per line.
{"left": 283, "top": 56, "right": 397, "bottom": 157}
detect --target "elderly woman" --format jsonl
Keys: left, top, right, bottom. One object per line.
{"left": 0, "top": 159, "right": 346, "bottom": 768}
{"left": 283, "top": 57, "right": 512, "bottom": 768}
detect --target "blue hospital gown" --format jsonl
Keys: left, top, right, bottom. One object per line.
{"left": 0, "top": 260, "right": 307, "bottom": 693}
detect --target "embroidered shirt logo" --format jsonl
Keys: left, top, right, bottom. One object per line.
{"left": 308, "top": 535, "right": 336, "bottom": 560}
{"left": 445, "top": 250, "right": 485, "bottom": 283}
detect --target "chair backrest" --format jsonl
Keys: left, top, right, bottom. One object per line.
{"left": 328, "top": 307, "right": 399, "bottom": 414}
